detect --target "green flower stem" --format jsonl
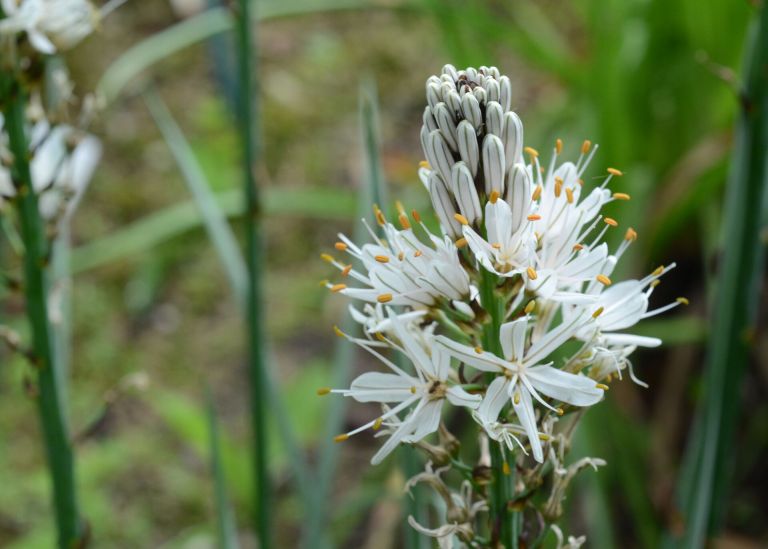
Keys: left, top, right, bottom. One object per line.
{"left": 3, "top": 80, "right": 82, "bottom": 548}
{"left": 233, "top": 0, "right": 271, "bottom": 546}
{"left": 479, "top": 269, "right": 517, "bottom": 548}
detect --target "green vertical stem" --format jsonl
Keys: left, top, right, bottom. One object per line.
{"left": 479, "top": 269, "right": 517, "bottom": 548}
{"left": 673, "top": 5, "right": 768, "bottom": 547}
{"left": 3, "top": 81, "right": 81, "bottom": 547}
{"left": 234, "top": 0, "right": 270, "bottom": 546}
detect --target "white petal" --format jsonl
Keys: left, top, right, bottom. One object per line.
{"left": 477, "top": 376, "right": 510, "bottom": 424}
{"left": 446, "top": 386, "right": 482, "bottom": 408}
{"left": 527, "top": 268, "right": 558, "bottom": 298}
{"left": 499, "top": 317, "right": 528, "bottom": 361}
{"left": 403, "top": 399, "right": 443, "bottom": 443}
{"left": 485, "top": 199, "right": 513, "bottom": 248}
{"left": 388, "top": 308, "right": 436, "bottom": 378}
{"left": 432, "top": 343, "right": 451, "bottom": 380}
{"left": 371, "top": 415, "right": 416, "bottom": 465}
{"left": 435, "top": 335, "right": 506, "bottom": 373}
{"left": 559, "top": 243, "right": 608, "bottom": 281}
{"left": 348, "top": 371, "right": 418, "bottom": 403}
{"left": 550, "top": 292, "right": 599, "bottom": 304}
{"left": 511, "top": 386, "right": 543, "bottom": 462}
{"left": 525, "top": 312, "right": 587, "bottom": 365}
{"left": 601, "top": 333, "right": 662, "bottom": 347}
{"left": 526, "top": 366, "right": 603, "bottom": 406}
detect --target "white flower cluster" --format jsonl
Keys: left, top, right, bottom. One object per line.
{"left": 322, "top": 65, "right": 683, "bottom": 467}
{"left": 0, "top": 111, "right": 101, "bottom": 219}
{"left": 0, "top": 0, "right": 98, "bottom": 54}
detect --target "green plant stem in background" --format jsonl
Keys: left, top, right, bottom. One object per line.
{"left": 672, "top": 5, "right": 768, "bottom": 548}
{"left": 478, "top": 269, "right": 516, "bottom": 549}
{"left": 233, "top": 0, "right": 271, "bottom": 546}
{"left": 2, "top": 81, "right": 82, "bottom": 548}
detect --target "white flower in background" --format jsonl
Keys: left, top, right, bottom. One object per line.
{"left": 0, "top": 0, "right": 98, "bottom": 54}
{"left": 437, "top": 314, "right": 604, "bottom": 462}
{"left": 329, "top": 309, "right": 480, "bottom": 464}
{"left": 0, "top": 116, "right": 101, "bottom": 219}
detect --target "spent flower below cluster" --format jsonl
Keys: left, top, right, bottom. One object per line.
{"left": 320, "top": 64, "right": 684, "bottom": 545}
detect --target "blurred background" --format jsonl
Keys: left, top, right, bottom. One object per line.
{"left": 0, "top": 0, "right": 765, "bottom": 547}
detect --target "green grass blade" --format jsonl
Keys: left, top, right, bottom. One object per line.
{"left": 143, "top": 86, "right": 248, "bottom": 302}
{"left": 69, "top": 186, "right": 356, "bottom": 274}
{"left": 206, "top": 386, "right": 241, "bottom": 549}
{"left": 301, "top": 78, "right": 387, "bottom": 549}
{"left": 97, "top": 0, "right": 385, "bottom": 104}
{"left": 2, "top": 77, "right": 82, "bottom": 548}
{"left": 671, "top": 5, "right": 768, "bottom": 547}
{"left": 98, "top": 8, "right": 232, "bottom": 103}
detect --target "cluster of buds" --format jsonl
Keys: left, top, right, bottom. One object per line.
{"left": 320, "top": 65, "right": 684, "bottom": 545}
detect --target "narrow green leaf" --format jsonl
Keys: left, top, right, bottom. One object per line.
{"left": 671, "top": 5, "right": 768, "bottom": 547}
{"left": 143, "top": 86, "right": 248, "bottom": 302}
{"left": 69, "top": 186, "right": 356, "bottom": 274}
{"left": 97, "top": 0, "right": 389, "bottom": 104}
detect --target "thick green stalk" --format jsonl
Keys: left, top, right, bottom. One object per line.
{"left": 479, "top": 269, "right": 517, "bottom": 548}
{"left": 233, "top": 0, "right": 270, "bottom": 546}
{"left": 672, "top": 5, "right": 768, "bottom": 548}
{"left": 3, "top": 82, "right": 81, "bottom": 547}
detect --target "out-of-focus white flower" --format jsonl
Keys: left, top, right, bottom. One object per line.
{"left": 551, "top": 524, "right": 587, "bottom": 549}
{"left": 0, "top": 116, "right": 101, "bottom": 219}
{"left": 0, "top": 0, "right": 98, "bottom": 54}
{"left": 437, "top": 314, "right": 604, "bottom": 462}
{"left": 330, "top": 309, "right": 480, "bottom": 464}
